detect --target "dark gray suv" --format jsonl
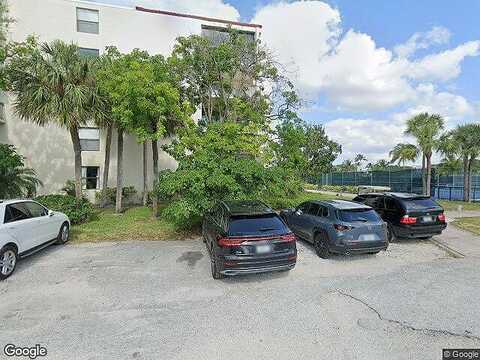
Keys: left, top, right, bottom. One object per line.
{"left": 280, "top": 200, "right": 388, "bottom": 258}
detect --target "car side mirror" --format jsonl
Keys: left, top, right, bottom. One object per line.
{"left": 48, "top": 210, "right": 54, "bottom": 217}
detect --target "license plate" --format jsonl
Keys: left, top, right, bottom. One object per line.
{"left": 359, "top": 234, "right": 376, "bottom": 241}
{"left": 422, "top": 216, "right": 433, "bottom": 222}
{"left": 256, "top": 244, "right": 272, "bottom": 254}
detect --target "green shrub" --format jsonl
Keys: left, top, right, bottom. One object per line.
{"left": 35, "top": 194, "right": 95, "bottom": 225}
{"left": 0, "top": 144, "right": 42, "bottom": 198}
{"left": 95, "top": 186, "right": 137, "bottom": 205}
{"left": 156, "top": 122, "right": 303, "bottom": 228}
{"left": 61, "top": 180, "right": 76, "bottom": 196}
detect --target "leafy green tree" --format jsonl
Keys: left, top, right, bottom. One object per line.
{"left": 6, "top": 39, "right": 103, "bottom": 199}
{"left": 171, "top": 29, "right": 299, "bottom": 127}
{"left": 0, "top": 0, "right": 13, "bottom": 89}
{"left": 273, "top": 120, "right": 341, "bottom": 179}
{"left": 335, "top": 154, "right": 368, "bottom": 172}
{"left": 304, "top": 124, "right": 342, "bottom": 177}
{"left": 439, "top": 123, "right": 480, "bottom": 201}
{"left": 0, "top": 144, "right": 42, "bottom": 198}
{"left": 96, "top": 47, "right": 191, "bottom": 215}
{"left": 390, "top": 113, "right": 444, "bottom": 196}
{"left": 156, "top": 122, "right": 302, "bottom": 228}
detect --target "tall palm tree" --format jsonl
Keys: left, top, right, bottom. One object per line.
{"left": 439, "top": 124, "right": 480, "bottom": 202}
{"left": 390, "top": 113, "right": 444, "bottom": 196}
{"left": 6, "top": 39, "right": 103, "bottom": 199}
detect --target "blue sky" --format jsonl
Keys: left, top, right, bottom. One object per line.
{"left": 93, "top": 0, "right": 480, "bottom": 162}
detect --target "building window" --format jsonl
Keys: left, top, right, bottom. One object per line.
{"left": 77, "top": 8, "right": 99, "bottom": 34}
{"left": 82, "top": 166, "right": 99, "bottom": 190}
{"left": 79, "top": 127, "right": 100, "bottom": 151}
{"left": 79, "top": 47, "right": 99, "bottom": 58}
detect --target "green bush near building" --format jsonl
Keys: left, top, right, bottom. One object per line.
{"left": 35, "top": 194, "right": 96, "bottom": 225}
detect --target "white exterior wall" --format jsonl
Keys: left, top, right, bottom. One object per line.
{"left": 1, "top": 0, "right": 260, "bottom": 201}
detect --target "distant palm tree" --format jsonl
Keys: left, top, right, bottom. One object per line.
{"left": 6, "top": 39, "right": 103, "bottom": 199}
{"left": 389, "top": 143, "right": 419, "bottom": 166}
{"left": 390, "top": 113, "right": 444, "bottom": 196}
{"left": 0, "top": 144, "right": 42, "bottom": 198}
{"left": 439, "top": 123, "right": 480, "bottom": 202}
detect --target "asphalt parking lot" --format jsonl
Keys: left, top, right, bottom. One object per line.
{"left": 1, "top": 237, "right": 479, "bottom": 360}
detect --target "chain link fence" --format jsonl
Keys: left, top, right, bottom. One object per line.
{"left": 317, "top": 169, "right": 480, "bottom": 201}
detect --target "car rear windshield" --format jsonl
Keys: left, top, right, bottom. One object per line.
{"left": 401, "top": 197, "right": 440, "bottom": 210}
{"left": 338, "top": 209, "right": 381, "bottom": 223}
{"left": 228, "top": 214, "right": 288, "bottom": 237}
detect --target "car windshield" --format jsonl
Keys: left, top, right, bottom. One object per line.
{"left": 401, "top": 197, "right": 440, "bottom": 210}
{"left": 228, "top": 214, "right": 288, "bottom": 236}
{"left": 338, "top": 209, "right": 381, "bottom": 222}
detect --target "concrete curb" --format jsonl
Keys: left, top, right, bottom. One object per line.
{"left": 429, "top": 238, "right": 465, "bottom": 259}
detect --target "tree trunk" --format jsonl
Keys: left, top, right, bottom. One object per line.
{"left": 69, "top": 127, "right": 83, "bottom": 199}
{"left": 467, "top": 157, "right": 473, "bottom": 203}
{"left": 142, "top": 141, "right": 148, "bottom": 206}
{"left": 426, "top": 153, "right": 432, "bottom": 197}
{"left": 421, "top": 154, "right": 426, "bottom": 195}
{"left": 151, "top": 139, "right": 159, "bottom": 218}
{"left": 115, "top": 127, "right": 124, "bottom": 214}
{"left": 101, "top": 124, "right": 113, "bottom": 207}
{"left": 463, "top": 156, "right": 469, "bottom": 202}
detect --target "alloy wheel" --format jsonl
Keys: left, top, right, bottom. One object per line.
{"left": 0, "top": 250, "right": 16, "bottom": 276}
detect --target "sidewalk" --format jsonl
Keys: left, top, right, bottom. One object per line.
{"left": 432, "top": 210, "right": 480, "bottom": 258}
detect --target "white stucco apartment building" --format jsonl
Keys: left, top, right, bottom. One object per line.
{"left": 0, "top": 0, "right": 261, "bottom": 201}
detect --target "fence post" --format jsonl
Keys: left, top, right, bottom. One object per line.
{"left": 449, "top": 186, "right": 452, "bottom": 201}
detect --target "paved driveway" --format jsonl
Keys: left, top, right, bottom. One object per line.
{"left": 1, "top": 237, "right": 479, "bottom": 360}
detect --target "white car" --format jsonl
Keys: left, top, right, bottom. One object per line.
{"left": 0, "top": 199, "right": 70, "bottom": 280}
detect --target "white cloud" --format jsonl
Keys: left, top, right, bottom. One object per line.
{"left": 408, "top": 41, "right": 480, "bottom": 81}
{"left": 394, "top": 26, "right": 451, "bottom": 58}
{"left": 312, "top": 30, "right": 415, "bottom": 111}
{"left": 324, "top": 118, "right": 406, "bottom": 162}
{"left": 253, "top": 1, "right": 480, "bottom": 112}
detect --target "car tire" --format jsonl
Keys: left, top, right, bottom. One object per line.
{"left": 0, "top": 245, "right": 18, "bottom": 281}
{"left": 386, "top": 223, "right": 395, "bottom": 243}
{"left": 314, "top": 231, "right": 330, "bottom": 259}
{"left": 211, "top": 257, "right": 224, "bottom": 280}
{"left": 55, "top": 222, "right": 70, "bottom": 245}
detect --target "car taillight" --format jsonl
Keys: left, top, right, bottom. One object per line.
{"left": 334, "top": 224, "right": 352, "bottom": 232}
{"left": 280, "top": 233, "right": 296, "bottom": 242}
{"left": 218, "top": 237, "right": 245, "bottom": 247}
{"left": 438, "top": 213, "right": 446, "bottom": 222}
{"left": 400, "top": 215, "right": 417, "bottom": 224}
{"left": 218, "top": 233, "right": 296, "bottom": 247}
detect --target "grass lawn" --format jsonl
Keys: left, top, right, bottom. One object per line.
{"left": 437, "top": 200, "right": 480, "bottom": 212}
{"left": 452, "top": 217, "right": 480, "bottom": 235}
{"left": 71, "top": 206, "right": 199, "bottom": 243}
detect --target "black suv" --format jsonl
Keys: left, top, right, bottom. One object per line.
{"left": 202, "top": 200, "right": 297, "bottom": 279}
{"left": 352, "top": 192, "right": 447, "bottom": 240}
